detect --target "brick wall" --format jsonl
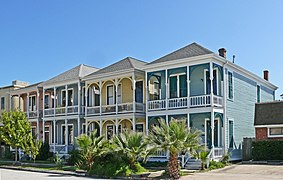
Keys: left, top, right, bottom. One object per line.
{"left": 256, "top": 127, "right": 283, "bottom": 140}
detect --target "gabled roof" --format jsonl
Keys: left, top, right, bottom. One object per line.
{"left": 40, "top": 64, "right": 99, "bottom": 86}
{"left": 10, "top": 82, "right": 42, "bottom": 95}
{"left": 254, "top": 101, "right": 283, "bottom": 126}
{"left": 148, "top": 42, "right": 213, "bottom": 65}
{"left": 86, "top": 57, "right": 146, "bottom": 77}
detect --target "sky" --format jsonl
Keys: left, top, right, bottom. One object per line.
{"left": 0, "top": 1, "right": 283, "bottom": 98}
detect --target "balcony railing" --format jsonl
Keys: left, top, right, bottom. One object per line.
{"left": 118, "top": 103, "right": 133, "bottom": 113}
{"left": 136, "top": 103, "right": 145, "bottom": 112}
{"left": 28, "top": 111, "right": 37, "bottom": 118}
{"left": 87, "top": 106, "right": 100, "bottom": 115}
{"left": 214, "top": 147, "right": 224, "bottom": 158}
{"left": 213, "top": 95, "right": 223, "bottom": 107}
{"left": 44, "top": 108, "right": 54, "bottom": 117}
{"left": 44, "top": 105, "right": 85, "bottom": 117}
{"left": 148, "top": 99, "right": 166, "bottom": 110}
{"left": 102, "top": 104, "right": 116, "bottom": 114}
{"left": 168, "top": 97, "right": 187, "bottom": 109}
{"left": 56, "top": 107, "right": 66, "bottom": 115}
{"left": 67, "top": 106, "right": 78, "bottom": 115}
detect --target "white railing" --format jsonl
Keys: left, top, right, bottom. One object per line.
{"left": 214, "top": 147, "right": 224, "bottom": 158}
{"left": 190, "top": 95, "right": 211, "bottom": 107}
{"left": 44, "top": 108, "right": 54, "bottom": 117}
{"left": 213, "top": 95, "right": 223, "bottom": 107}
{"left": 148, "top": 99, "right": 166, "bottom": 110}
{"left": 80, "top": 106, "right": 85, "bottom": 115}
{"left": 118, "top": 103, "right": 133, "bottom": 112}
{"left": 56, "top": 107, "right": 66, "bottom": 115}
{"left": 102, "top": 105, "right": 116, "bottom": 114}
{"left": 150, "top": 150, "right": 167, "bottom": 158}
{"left": 67, "top": 105, "right": 78, "bottom": 115}
{"left": 49, "top": 144, "right": 67, "bottom": 154}
{"left": 136, "top": 103, "right": 145, "bottom": 112}
{"left": 28, "top": 111, "right": 37, "bottom": 118}
{"left": 87, "top": 106, "right": 100, "bottom": 115}
{"left": 206, "top": 149, "right": 213, "bottom": 168}
{"left": 168, "top": 97, "right": 188, "bottom": 108}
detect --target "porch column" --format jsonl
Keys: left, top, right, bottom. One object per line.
{"left": 78, "top": 82, "right": 81, "bottom": 115}
{"left": 85, "top": 85, "right": 88, "bottom": 116}
{"left": 42, "top": 119, "right": 45, "bottom": 142}
{"left": 65, "top": 85, "right": 68, "bottom": 115}
{"left": 65, "top": 119, "right": 68, "bottom": 152}
{"left": 9, "top": 95, "right": 12, "bottom": 111}
{"left": 27, "top": 93, "right": 30, "bottom": 118}
{"left": 209, "top": 61, "right": 214, "bottom": 106}
{"left": 99, "top": 80, "right": 102, "bottom": 115}
{"left": 77, "top": 117, "right": 81, "bottom": 136}
{"left": 53, "top": 87, "right": 56, "bottom": 117}
{"left": 53, "top": 119, "right": 56, "bottom": 153}
{"left": 145, "top": 72, "right": 149, "bottom": 135}
{"left": 223, "top": 67, "right": 228, "bottom": 152}
{"left": 211, "top": 111, "right": 215, "bottom": 159}
{"left": 132, "top": 73, "right": 136, "bottom": 131}
{"left": 42, "top": 88, "right": 45, "bottom": 117}
{"left": 187, "top": 113, "right": 190, "bottom": 131}
{"left": 165, "top": 69, "right": 168, "bottom": 110}
{"left": 18, "top": 94, "right": 20, "bottom": 110}
{"left": 187, "top": 66, "right": 190, "bottom": 108}
{"left": 36, "top": 89, "right": 40, "bottom": 140}
{"left": 85, "top": 118, "right": 88, "bottom": 135}
{"left": 166, "top": 115, "right": 169, "bottom": 126}
{"left": 115, "top": 118, "right": 119, "bottom": 134}
{"left": 115, "top": 78, "right": 118, "bottom": 114}
{"left": 99, "top": 120, "right": 102, "bottom": 137}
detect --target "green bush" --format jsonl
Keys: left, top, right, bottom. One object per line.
{"left": 209, "top": 160, "right": 225, "bottom": 170}
{"left": 67, "top": 149, "right": 80, "bottom": 166}
{"left": 36, "top": 142, "right": 53, "bottom": 161}
{"left": 4, "top": 146, "right": 14, "bottom": 160}
{"left": 252, "top": 140, "right": 283, "bottom": 160}
{"left": 141, "top": 161, "right": 167, "bottom": 167}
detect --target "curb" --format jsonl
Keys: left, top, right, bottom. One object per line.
{"left": 0, "top": 165, "right": 86, "bottom": 177}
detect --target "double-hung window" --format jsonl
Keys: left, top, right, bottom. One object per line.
{"left": 228, "top": 71, "right": 234, "bottom": 100}
{"left": 107, "top": 84, "right": 121, "bottom": 105}
{"left": 169, "top": 74, "right": 187, "bottom": 99}
{"left": 1, "top": 97, "right": 5, "bottom": 110}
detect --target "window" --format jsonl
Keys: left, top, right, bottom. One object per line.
{"left": 135, "top": 81, "right": 143, "bottom": 103}
{"left": 269, "top": 127, "right": 283, "bottom": 136}
{"left": 31, "top": 126, "right": 36, "bottom": 137}
{"left": 62, "top": 124, "right": 74, "bottom": 145}
{"left": 228, "top": 72, "right": 233, "bottom": 100}
{"left": 106, "top": 84, "right": 121, "bottom": 105}
{"left": 169, "top": 74, "right": 187, "bottom": 98}
{"left": 29, "top": 95, "right": 36, "bottom": 111}
{"left": 257, "top": 85, "right": 261, "bottom": 103}
{"left": 1, "top": 97, "right": 5, "bottom": 110}
{"left": 61, "top": 89, "right": 74, "bottom": 106}
{"left": 135, "top": 123, "right": 144, "bottom": 133}
{"left": 204, "top": 69, "right": 218, "bottom": 95}
{"left": 228, "top": 120, "right": 234, "bottom": 148}
{"left": 44, "top": 94, "right": 50, "bottom": 109}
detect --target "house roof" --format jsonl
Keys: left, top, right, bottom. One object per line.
{"left": 40, "top": 64, "right": 99, "bottom": 86}
{"left": 147, "top": 42, "right": 213, "bottom": 65}
{"left": 254, "top": 101, "right": 283, "bottom": 126}
{"left": 85, "top": 57, "right": 146, "bottom": 77}
{"left": 10, "top": 82, "right": 42, "bottom": 95}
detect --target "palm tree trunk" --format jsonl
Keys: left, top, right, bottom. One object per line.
{"left": 167, "top": 152, "right": 180, "bottom": 179}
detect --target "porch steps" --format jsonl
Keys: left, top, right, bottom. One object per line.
{"left": 185, "top": 158, "right": 201, "bottom": 170}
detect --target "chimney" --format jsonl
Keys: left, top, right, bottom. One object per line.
{"left": 263, "top": 70, "right": 269, "bottom": 81}
{"left": 218, "top": 48, "right": 227, "bottom": 59}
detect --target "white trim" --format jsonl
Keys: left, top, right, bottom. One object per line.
{"left": 61, "top": 124, "right": 74, "bottom": 145}
{"left": 204, "top": 68, "right": 219, "bottom": 95}
{"left": 61, "top": 88, "right": 74, "bottom": 106}
{"left": 205, "top": 117, "right": 221, "bottom": 148}
{"left": 227, "top": 119, "right": 234, "bottom": 148}
{"left": 255, "top": 124, "right": 283, "bottom": 128}
{"left": 267, "top": 126, "right": 283, "bottom": 138}
{"left": 227, "top": 71, "right": 234, "bottom": 101}
{"left": 106, "top": 84, "right": 115, "bottom": 105}
{"left": 44, "top": 125, "right": 51, "bottom": 143}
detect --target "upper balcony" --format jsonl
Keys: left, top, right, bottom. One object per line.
{"left": 85, "top": 76, "right": 145, "bottom": 117}
{"left": 147, "top": 63, "right": 224, "bottom": 111}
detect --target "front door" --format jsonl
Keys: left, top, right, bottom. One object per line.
{"left": 205, "top": 118, "right": 220, "bottom": 148}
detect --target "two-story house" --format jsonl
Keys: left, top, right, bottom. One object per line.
{"left": 82, "top": 57, "right": 146, "bottom": 139}
{"left": 144, "top": 42, "right": 277, "bottom": 160}
{"left": 38, "top": 64, "right": 98, "bottom": 154}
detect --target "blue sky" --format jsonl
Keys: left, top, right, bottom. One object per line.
{"left": 0, "top": 1, "right": 283, "bottom": 98}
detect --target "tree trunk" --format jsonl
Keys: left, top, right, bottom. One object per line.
{"left": 167, "top": 152, "right": 180, "bottom": 179}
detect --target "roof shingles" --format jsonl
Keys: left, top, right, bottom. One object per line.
{"left": 254, "top": 101, "right": 283, "bottom": 126}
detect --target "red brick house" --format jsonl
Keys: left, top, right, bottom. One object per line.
{"left": 254, "top": 101, "right": 283, "bottom": 140}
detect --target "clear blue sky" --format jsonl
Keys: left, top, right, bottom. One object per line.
{"left": 0, "top": 1, "right": 283, "bottom": 98}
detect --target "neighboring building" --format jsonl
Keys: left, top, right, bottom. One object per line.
{"left": 254, "top": 101, "right": 283, "bottom": 140}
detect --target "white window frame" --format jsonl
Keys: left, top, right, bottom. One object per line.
{"left": 227, "top": 118, "right": 235, "bottom": 148}
{"left": 169, "top": 72, "right": 186, "bottom": 98}
{"left": 61, "top": 88, "right": 74, "bottom": 106}
{"left": 44, "top": 125, "right": 51, "bottom": 144}
{"left": 135, "top": 122, "right": 145, "bottom": 133}
{"left": 29, "top": 95, "right": 36, "bottom": 111}
{"left": 205, "top": 117, "right": 220, "bottom": 148}
{"left": 44, "top": 94, "right": 50, "bottom": 109}
{"left": 106, "top": 84, "right": 122, "bottom": 105}
{"left": 268, "top": 126, "right": 283, "bottom": 138}
{"left": 204, "top": 68, "right": 219, "bottom": 95}
{"left": 227, "top": 71, "right": 234, "bottom": 101}
{"left": 61, "top": 124, "right": 74, "bottom": 145}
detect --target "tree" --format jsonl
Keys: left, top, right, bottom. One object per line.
{"left": 0, "top": 110, "right": 35, "bottom": 162}
{"left": 148, "top": 119, "right": 202, "bottom": 179}
{"left": 112, "top": 130, "right": 154, "bottom": 171}
{"left": 194, "top": 150, "right": 209, "bottom": 170}
{"left": 76, "top": 130, "right": 107, "bottom": 173}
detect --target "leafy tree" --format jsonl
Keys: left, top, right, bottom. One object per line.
{"left": 76, "top": 129, "right": 107, "bottom": 173}
{"left": 111, "top": 130, "right": 154, "bottom": 171}
{"left": 148, "top": 119, "right": 202, "bottom": 179}
{"left": 0, "top": 110, "right": 34, "bottom": 162}
{"left": 27, "top": 137, "right": 42, "bottom": 163}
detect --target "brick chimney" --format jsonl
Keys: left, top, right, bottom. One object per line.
{"left": 218, "top": 48, "right": 227, "bottom": 59}
{"left": 263, "top": 70, "right": 269, "bottom": 81}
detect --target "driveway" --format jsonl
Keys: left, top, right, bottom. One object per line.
{"left": 181, "top": 164, "right": 283, "bottom": 180}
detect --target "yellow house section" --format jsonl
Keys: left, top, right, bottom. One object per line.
{"left": 0, "top": 87, "right": 19, "bottom": 113}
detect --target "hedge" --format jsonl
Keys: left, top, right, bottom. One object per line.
{"left": 252, "top": 140, "right": 283, "bottom": 160}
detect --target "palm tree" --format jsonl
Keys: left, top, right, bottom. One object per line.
{"left": 112, "top": 130, "right": 154, "bottom": 171}
{"left": 76, "top": 130, "right": 107, "bottom": 173}
{"left": 194, "top": 150, "right": 209, "bottom": 170}
{"left": 149, "top": 119, "right": 202, "bottom": 179}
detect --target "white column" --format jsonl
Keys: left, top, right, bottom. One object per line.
{"left": 211, "top": 110, "right": 215, "bottom": 159}
{"left": 42, "top": 88, "right": 45, "bottom": 117}
{"left": 115, "top": 118, "right": 119, "bottom": 134}
{"left": 187, "top": 113, "right": 190, "bottom": 131}
{"left": 18, "top": 95, "right": 20, "bottom": 110}
{"left": 99, "top": 80, "right": 102, "bottom": 115}
{"left": 223, "top": 65, "right": 228, "bottom": 153}
{"left": 99, "top": 120, "right": 102, "bottom": 137}
{"left": 166, "top": 115, "right": 169, "bottom": 126}
{"left": 210, "top": 61, "right": 214, "bottom": 106}
{"left": 115, "top": 78, "right": 118, "bottom": 114}
{"left": 145, "top": 73, "right": 149, "bottom": 135}
{"left": 85, "top": 118, "right": 88, "bottom": 135}
{"left": 37, "top": 89, "right": 40, "bottom": 140}
{"left": 78, "top": 82, "right": 81, "bottom": 115}
{"left": 42, "top": 119, "right": 45, "bottom": 142}
{"left": 132, "top": 73, "right": 136, "bottom": 131}
{"left": 53, "top": 119, "right": 56, "bottom": 153}
{"left": 165, "top": 69, "right": 168, "bottom": 110}
{"left": 65, "top": 85, "right": 68, "bottom": 115}
{"left": 65, "top": 119, "right": 68, "bottom": 152}
{"left": 78, "top": 117, "right": 81, "bottom": 136}
{"left": 53, "top": 87, "right": 56, "bottom": 117}
{"left": 9, "top": 95, "right": 12, "bottom": 111}
{"left": 85, "top": 85, "right": 88, "bottom": 116}
{"left": 187, "top": 66, "right": 190, "bottom": 108}
{"left": 27, "top": 93, "right": 30, "bottom": 118}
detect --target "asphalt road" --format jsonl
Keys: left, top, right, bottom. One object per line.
{"left": 0, "top": 168, "right": 102, "bottom": 180}
{"left": 181, "top": 164, "right": 283, "bottom": 180}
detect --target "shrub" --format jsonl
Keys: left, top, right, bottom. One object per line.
{"left": 67, "top": 149, "right": 80, "bottom": 165}
{"left": 36, "top": 142, "right": 53, "bottom": 161}
{"left": 54, "top": 152, "right": 63, "bottom": 170}
{"left": 252, "top": 140, "right": 283, "bottom": 160}
{"left": 209, "top": 160, "right": 225, "bottom": 170}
